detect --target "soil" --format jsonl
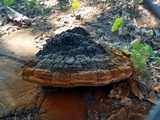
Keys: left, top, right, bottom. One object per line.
{"left": 0, "top": 0, "right": 160, "bottom": 119}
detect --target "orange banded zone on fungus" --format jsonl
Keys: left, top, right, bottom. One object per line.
{"left": 22, "top": 66, "right": 132, "bottom": 87}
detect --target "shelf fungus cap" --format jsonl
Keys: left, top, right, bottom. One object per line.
{"left": 21, "top": 27, "right": 132, "bottom": 87}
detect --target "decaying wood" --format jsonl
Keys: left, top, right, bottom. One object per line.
{"left": 5, "top": 6, "right": 31, "bottom": 26}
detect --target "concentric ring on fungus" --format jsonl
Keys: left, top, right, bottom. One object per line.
{"left": 22, "top": 27, "right": 132, "bottom": 87}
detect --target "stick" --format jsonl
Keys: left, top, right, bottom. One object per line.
{"left": 5, "top": 6, "right": 31, "bottom": 26}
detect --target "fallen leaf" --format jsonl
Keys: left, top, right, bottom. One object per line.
{"left": 130, "top": 81, "right": 144, "bottom": 100}
{"left": 120, "top": 97, "right": 132, "bottom": 106}
{"left": 111, "top": 18, "right": 124, "bottom": 32}
{"left": 128, "top": 79, "right": 144, "bottom": 100}
{"left": 147, "top": 90, "right": 158, "bottom": 103}
{"left": 152, "top": 83, "right": 160, "bottom": 93}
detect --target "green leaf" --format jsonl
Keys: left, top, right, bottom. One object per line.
{"left": 71, "top": 1, "right": 81, "bottom": 11}
{"left": 139, "top": 66, "right": 146, "bottom": 72}
{"left": 146, "top": 46, "right": 155, "bottom": 56}
{"left": 155, "top": 59, "right": 160, "bottom": 66}
{"left": 111, "top": 18, "right": 124, "bottom": 32}
{"left": 25, "top": 0, "right": 28, "bottom": 3}
{"left": 133, "top": 63, "right": 139, "bottom": 69}
{"left": 131, "top": 43, "right": 156, "bottom": 72}
{"left": 3, "top": 0, "right": 14, "bottom": 6}
{"left": 133, "top": 44, "right": 145, "bottom": 51}
{"left": 141, "top": 56, "right": 147, "bottom": 63}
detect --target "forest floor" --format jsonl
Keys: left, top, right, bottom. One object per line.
{"left": 0, "top": 0, "right": 160, "bottom": 119}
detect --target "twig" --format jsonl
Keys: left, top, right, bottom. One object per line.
{"left": 149, "top": 65, "right": 160, "bottom": 70}
{"left": 5, "top": 6, "right": 31, "bottom": 26}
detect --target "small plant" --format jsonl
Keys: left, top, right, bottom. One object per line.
{"left": 62, "top": 5, "right": 66, "bottom": 10}
{"left": 3, "top": 0, "right": 14, "bottom": 6}
{"left": 25, "top": 0, "right": 37, "bottom": 4}
{"left": 25, "top": 0, "right": 43, "bottom": 13}
{"left": 71, "top": 0, "right": 81, "bottom": 11}
{"left": 111, "top": 18, "right": 124, "bottom": 32}
{"left": 130, "top": 44, "right": 155, "bottom": 72}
